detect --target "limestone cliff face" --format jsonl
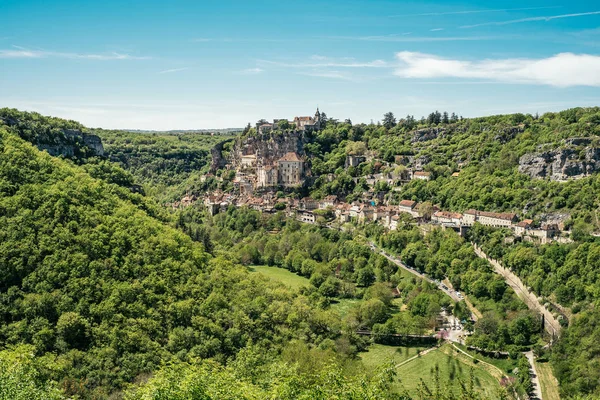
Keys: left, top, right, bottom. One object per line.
{"left": 518, "top": 139, "right": 600, "bottom": 180}
{"left": 211, "top": 131, "right": 307, "bottom": 171}
{"left": 37, "top": 129, "right": 104, "bottom": 157}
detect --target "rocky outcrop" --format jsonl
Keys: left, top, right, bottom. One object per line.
{"left": 412, "top": 127, "right": 444, "bottom": 143}
{"left": 519, "top": 141, "right": 600, "bottom": 180}
{"left": 211, "top": 131, "right": 308, "bottom": 171}
{"left": 492, "top": 125, "right": 525, "bottom": 143}
{"left": 38, "top": 129, "right": 104, "bottom": 157}
{"left": 413, "top": 155, "right": 431, "bottom": 170}
{"left": 210, "top": 139, "right": 233, "bottom": 171}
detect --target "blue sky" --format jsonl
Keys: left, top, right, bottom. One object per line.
{"left": 1, "top": 0, "right": 599, "bottom": 129}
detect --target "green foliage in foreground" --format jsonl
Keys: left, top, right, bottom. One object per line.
{"left": 0, "top": 346, "right": 63, "bottom": 400}
{"left": 125, "top": 360, "right": 401, "bottom": 400}
{"left": 0, "top": 129, "right": 340, "bottom": 398}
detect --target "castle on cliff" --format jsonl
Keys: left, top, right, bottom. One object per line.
{"left": 257, "top": 108, "right": 323, "bottom": 134}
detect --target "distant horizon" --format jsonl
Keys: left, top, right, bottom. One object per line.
{"left": 2, "top": 0, "right": 600, "bottom": 130}
{"left": 3, "top": 102, "right": 600, "bottom": 132}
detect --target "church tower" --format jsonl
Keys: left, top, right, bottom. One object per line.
{"left": 314, "top": 107, "right": 321, "bottom": 129}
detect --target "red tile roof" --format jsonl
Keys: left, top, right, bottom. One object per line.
{"left": 278, "top": 152, "right": 303, "bottom": 162}
{"left": 399, "top": 200, "right": 417, "bottom": 208}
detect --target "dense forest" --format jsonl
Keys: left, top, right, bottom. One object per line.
{"left": 97, "top": 129, "right": 236, "bottom": 201}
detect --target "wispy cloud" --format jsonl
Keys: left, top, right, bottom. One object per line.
{"left": 258, "top": 57, "right": 388, "bottom": 68}
{"left": 331, "top": 35, "right": 508, "bottom": 42}
{"left": 191, "top": 37, "right": 289, "bottom": 43}
{"left": 389, "top": 6, "right": 561, "bottom": 17}
{"left": 394, "top": 51, "right": 600, "bottom": 87}
{"left": 430, "top": 28, "right": 444, "bottom": 32}
{"left": 461, "top": 10, "right": 600, "bottom": 28}
{"left": 239, "top": 67, "right": 264, "bottom": 75}
{"left": 0, "top": 47, "right": 150, "bottom": 60}
{"left": 300, "top": 70, "right": 354, "bottom": 80}
{"left": 159, "top": 67, "right": 189, "bottom": 74}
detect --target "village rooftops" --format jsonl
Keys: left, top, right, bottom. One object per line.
{"left": 414, "top": 171, "right": 431, "bottom": 177}
{"left": 278, "top": 152, "right": 303, "bottom": 162}
{"left": 433, "top": 210, "right": 463, "bottom": 219}
{"left": 515, "top": 219, "right": 534, "bottom": 228}
{"left": 465, "top": 209, "right": 517, "bottom": 221}
{"left": 399, "top": 200, "right": 417, "bottom": 209}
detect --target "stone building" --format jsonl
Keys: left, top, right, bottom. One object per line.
{"left": 463, "top": 209, "right": 517, "bottom": 227}
{"left": 277, "top": 152, "right": 304, "bottom": 187}
{"left": 293, "top": 108, "right": 322, "bottom": 132}
{"left": 413, "top": 171, "right": 431, "bottom": 181}
{"left": 345, "top": 155, "right": 366, "bottom": 168}
{"left": 257, "top": 165, "right": 278, "bottom": 187}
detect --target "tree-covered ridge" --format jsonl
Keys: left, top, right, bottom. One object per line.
{"left": 97, "top": 129, "right": 236, "bottom": 201}
{"left": 0, "top": 128, "right": 341, "bottom": 398}
{"left": 304, "top": 107, "right": 600, "bottom": 225}
{"left": 0, "top": 108, "right": 86, "bottom": 145}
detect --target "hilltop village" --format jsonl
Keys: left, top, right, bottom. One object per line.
{"left": 171, "top": 109, "right": 574, "bottom": 245}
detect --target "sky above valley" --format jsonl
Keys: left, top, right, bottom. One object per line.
{"left": 1, "top": 0, "right": 600, "bottom": 130}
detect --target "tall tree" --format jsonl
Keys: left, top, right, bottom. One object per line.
{"left": 382, "top": 112, "right": 396, "bottom": 129}
{"left": 442, "top": 111, "right": 449, "bottom": 124}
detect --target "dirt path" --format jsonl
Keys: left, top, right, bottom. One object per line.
{"left": 471, "top": 243, "right": 561, "bottom": 338}
{"left": 394, "top": 346, "right": 439, "bottom": 368}
{"left": 525, "top": 351, "right": 543, "bottom": 400}
{"left": 446, "top": 343, "right": 506, "bottom": 381}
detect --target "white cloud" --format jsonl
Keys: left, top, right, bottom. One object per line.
{"left": 159, "top": 67, "right": 189, "bottom": 74}
{"left": 430, "top": 28, "right": 444, "bottom": 32}
{"left": 0, "top": 48, "right": 150, "bottom": 60}
{"left": 300, "top": 70, "right": 354, "bottom": 80}
{"left": 239, "top": 67, "right": 264, "bottom": 75}
{"left": 394, "top": 51, "right": 600, "bottom": 87}
{"left": 0, "top": 50, "right": 42, "bottom": 58}
{"left": 461, "top": 10, "right": 600, "bottom": 28}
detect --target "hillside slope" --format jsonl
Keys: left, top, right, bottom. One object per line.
{"left": 0, "top": 127, "right": 338, "bottom": 398}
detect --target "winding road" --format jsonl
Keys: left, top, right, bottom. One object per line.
{"left": 472, "top": 243, "right": 561, "bottom": 338}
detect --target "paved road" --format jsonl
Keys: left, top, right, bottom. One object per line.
{"left": 368, "top": 241, "right": 463, "bottom": 303}
{"left": 525, "top": 350, "right": 543, "bottom": 400}
{"left": 472, "top": 243, "right": 561, "bottom": 338}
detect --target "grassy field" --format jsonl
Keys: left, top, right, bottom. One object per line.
{"left": 361, "top": 344, "right": 502, "bottom": 399}
{"left": 396, "top": 345, "right": 502, "bottom": 399}
{"left": 452, "top": 343, "right": 518, "bottom": 375}
{"left": 535, "top": 360, "right": 561, "bottom": 400}
{"left": 249, "top": 265, "right": 310, "bottom": 290}
{"left": 360, "top": 344, "right": 430, "bottom": 371}
{"left": 329, "top": 298, "right": 361, "bottom": 319}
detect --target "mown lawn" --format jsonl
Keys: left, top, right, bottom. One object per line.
{"left": 535, "top": 360, "right": 561, "bottom": 400}
{"left": 360, "top": 344, "right": 428, "bottom": 371}
{"left": 249, "top": 265, "right": 309, "bottom": 290}
{"left": 453, "top": 343, "right": 518, "bottom": 375}
{"left": 393, "top": 345, "right": 501, "bottom": 399}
